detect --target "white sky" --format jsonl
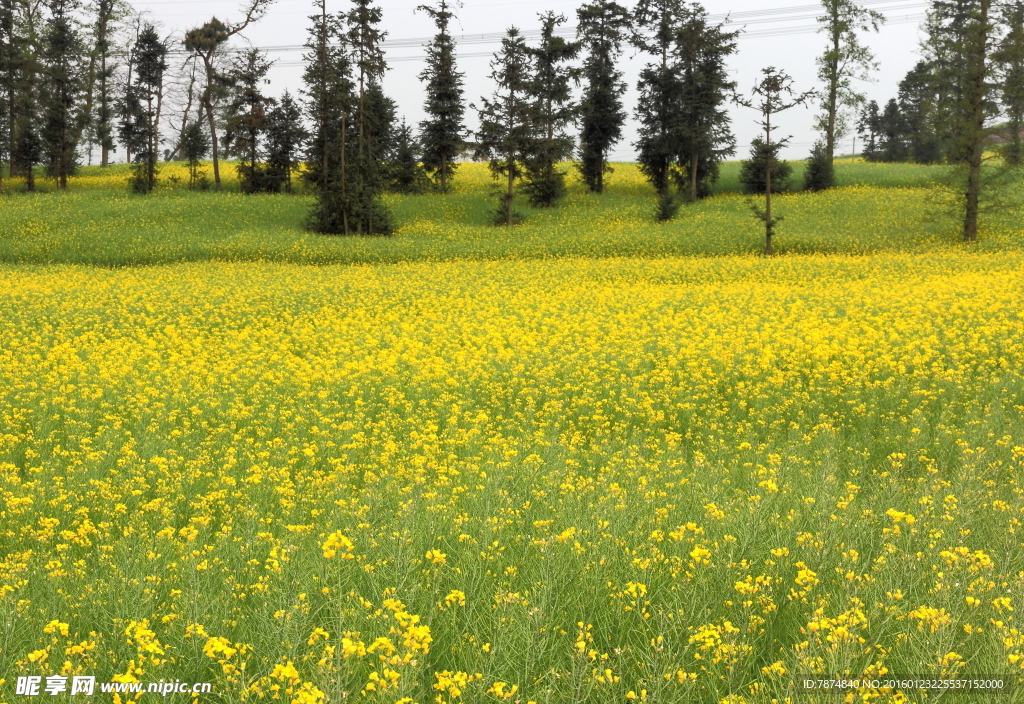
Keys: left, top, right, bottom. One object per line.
{"left": 135, "top": 0, "right": 932, "bottom": 161}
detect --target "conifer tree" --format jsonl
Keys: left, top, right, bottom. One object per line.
{"left": 923, "top": 0, "right": 999, "bottom": 242}
{"left": 803, "top": 139, "right": 833, "bottom": 191}
{"left": 302, "top": 0, "right": 363, "bottom": 234}
{"left": 857, "top": 99, "right": 880, "bottom": 159}
{"left": 10, "top": 0, "right": 43, "bottom": 191}
{"left": 224, "top": 48, "right": 273, "bottom": 193}
{"left": 675, "top": 4, "right": 737, "bottom": 203}
{"left": 265, "top": 90, "right": 306, "bottom": 193}
{"left": 417, "top": 0, "right": 464, "bottom": 192}
{"left": 386, "top": 118, "right": 427, "bottom": 193}
{"left": 126, "top": 23, "right": 165, "bottom": 193}
{"left": 41, "top": 0, "right": 87, "bottom": 190}
{"left": 576, "top": 0, "right": 630, "bottom": 194}
{"left": 739, "top": 137, "right": 792, "bottom": 194}
{"left": 995, "top": 0, "right": 1024, "bottom": 165}
{"left": 474, "top": 27, "right": 532, "bottom": 225}
{"left": 877, "top": 97, "right": 907, "bottom": 162}
{"left": 814, "top": 0, "right": 883, "bottom": 167}
{"left": 897, "top": 61, "right": 943, "bottom": 163}
{"left": 741, "top": 68, "right": 813, "bottom": 255}
{"left": 179, "top": 118, "right": 208, "bottom": 189}
{"left": 523, "top": 11, "right": 578, "bottom": 208}
{"left": 347, "top": 0, "right": 392, "bottom": 234}
{"left": 633, "top": 0, "right": 684, "bottom": 218}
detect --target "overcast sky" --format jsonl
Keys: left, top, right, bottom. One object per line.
{"left": 137, "top": 0, "right": 932, "bottom": 161}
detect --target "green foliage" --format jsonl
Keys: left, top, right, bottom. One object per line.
{"left": 125, "top": 23, "right": 166, "bottom": 195}
{"left": 417, "top": 0, "right": 464, "bottom": 192}
{"left": 179, "top": 120, "right": 209, "bottom": 190}
{"left": 803, "top": 140, "right": 834, "bottom": 192}
{"left": 522, "top": 11, "right": 578, "bottom": 209}
{"left": 264, "top": 91, "right": 306, "bottom": 193}
{"left": 386, "top": 119, "right": 428, "bottom": 194}
{"left": 576, "top": 0, "right": 630, "bottom": 194}
{"left": 474, "top": 28, "right": 532, "bottom": 226}
{"left": 739, "top": 138, "right": 792, "bottom": 194}
{"left": 995, "top": 0, "right": 1024, "bottom": 166}
{"left": 40, "top": 0, "right": 86, "bottom": 190}
{"left": 224, "top": 48, "right": 274, "bottom": 194}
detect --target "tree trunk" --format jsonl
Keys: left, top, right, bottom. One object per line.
{"left": 200, "top": 54, "right": 221, "bottom": 191}
{"left": 506, "top": 153, "right": 514, "bottom": 225}
{"left": 825, "top": 22, "right": 840, "bottom": 165}
{"left": 690, "top": 152, "right": 698, "bottom": 203}
{"left": 962, "top": 1, "right": 990, "bottom": 243}
{"left": 440, "top": 152, "right": 448, "bottom": 193}
{"left": 765, "top": 117, "right": 773, "bottom": 256}
{"left": 964, "top": 141, "right": 982, "bottom": 243}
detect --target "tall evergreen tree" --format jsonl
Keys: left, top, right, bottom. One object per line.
{"left": 41, "top": 0, "right": 86, "bottom": 190}
{"left": 224, "top": 48, "right": 273, "bottom": 193}
{"left": 994, "top": 0, "right": 1024, "bottom": 165}
{"left": 265, "top": 90, "right": 306, "bottom": 193}
{"left": 179, "top": 118, "right": 208, "bottom": 189}
{"left": 924, "top": 0, "right": 1000, "bottom": 242}
{"left": 632, "top": 0, "right": 684, "bottom": 218}
{"left": 129, "top": 23, "right": 165, "bottom": 193}
{"left": 814, "top": 0, "right": 883, "bottom": 167}
{"left": 417, "top": 0, "right": 464, "bottom": 192}
{"left": 877, "top": 97, "right": 907, "bottom": 162}
{"left": 11, "top": 0, "right": 44, "bottom": 191}
{"left": 897, "top": 61, "right": 943, "bottom": 163}
{"left": 576, "top": 0, "right": 630, "bottom": 194}
{"left": 386, "top": 118, "right": 427, "bottom": 193}
{"left": 523, "top": 11, "right": 578, "bottom": 208}
{"left": 675, "top": 3, "right": 738, "bottom": 203}
{"left": 474, "top": 27, "right": 532, "bottom": 226}
{"left": 183, "top": 0, "right": 276, "bottom": 192}
{"left": 346, "top": 0, "right": 392, "bottom": 234}
{"left": 857, "top": 99, "right": 880, "bottom": 159}
{"left": 742, "top": 68, "right": 813, "bottom": 255}
{"left": 301, "top": 0, "right": 350, "bottom": 198}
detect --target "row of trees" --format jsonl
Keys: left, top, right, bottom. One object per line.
{"left": 2, "top": 0, "right": 1023, "bottom": 244}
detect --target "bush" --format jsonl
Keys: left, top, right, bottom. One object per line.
{"left": 804, "top": 141, "right": 834, "bottom": 192}
{"left": 739, "top": 138, "right": 792, "bottom": 194}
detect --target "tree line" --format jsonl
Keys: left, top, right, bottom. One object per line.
{"left": 1, "top": 0, "right": 1022, "bottom": 243}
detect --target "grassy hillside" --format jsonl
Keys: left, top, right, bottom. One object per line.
{"left": 1, "top": 161, "right": 1019, "bottom": 266}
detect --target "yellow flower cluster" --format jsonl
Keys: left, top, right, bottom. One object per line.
{"left": 0, "top": 249, "right": 1023, "bottom": 702}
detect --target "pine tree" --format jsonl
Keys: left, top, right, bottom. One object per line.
{"left": 124, "top": 23, "right": 165, "bottom": 193}
{"left": 924, "top": 0, "right": 1000, "bottom": 242}
{"left": 576, "top": 0, "right": 630, "bottom": 194}
{"left": 994, "top": 0, "right": 1024, "bottom": 165}
{"left": 184, "top": 0, "right": 276, "bottom": 192}
{"left": 857, "top": 99, "right": 880, "bottom": 159}
{"left": 224, "top": 48, "right": 273, "bottom": 193}
{"left": 417, "top": 0, "right": 464, "bottom": 192}
{"left": 179, "top": 118, "right": 209, "bottom": 189}
{"left": 741, "top": 68, "right": 813, "bottom": 255}
{"left": 675, "top": 4, "right": 738, "bottom": 203}
{"left": 897, "top": 61, "right": 943, "bottom": 163}
{"left": 347, "top": 0, "right": 392, "bottom": 234}
{"left": 523, "top": 11, "right": 578, "bottom": 209}
{"left": 739, "top": 138, "right": 792, "bottom": 194}
{"left": 265, "top": 90, "right": 306, "bottom": 193}
{"left": 10, "top": 0, "right": 43, "bottom": 191}
{"left": 877, "top": 97, "right": 907, "bottom": 162}
{"left": 632, "top": 0, "right": 683, "bottom": 218}
{"left": 803, "top": 140, "right": 834, "bottom": 191}
{"left": 41, "top": 0, "right": 87, "bottom": 190}
{"left": 814, "top": 0, "right": 883, "bottom": 167}
{"left": 386, "top": 118, "right": 427, "bottom": 193}
{"left": 474, "top": 27, "right": 532, "bottom": 226}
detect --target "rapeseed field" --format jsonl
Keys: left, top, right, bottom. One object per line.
{"left": 1, "top": 242, "right": 1023, "bottom": 702}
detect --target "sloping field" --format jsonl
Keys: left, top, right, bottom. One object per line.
{"left": 2, "top": 250, "right": 1023, "bottom": 702}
